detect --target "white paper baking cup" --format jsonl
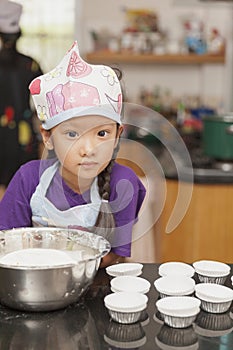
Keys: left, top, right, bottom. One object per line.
{"left": 195, "top": 283, "right": 233, "bottom": 313}
{"left": 110, "top": 276, "right": 151, "bottom": 294}
{"left": 193, "top": 260, "right": 230, "bottom": 283}
{"left": 154, "top": 276, "right": 195, "bottom": 298}
{"left": 156, "top": 296, "right": 201, "bottom": 328}
{"left": 104, "top": 292, "right": 148, "bottom": 324}
{"left": 158, "top": 262, "right": 194, "bottom": 278}
{"left": 106, "top": 263, "right": 143, "bottom": 277}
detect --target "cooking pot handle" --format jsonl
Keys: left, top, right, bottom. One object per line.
{"left": 225, "top": 124, "right": 233, "bottom": 135}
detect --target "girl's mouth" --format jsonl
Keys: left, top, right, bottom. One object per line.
{"left": 79, "top": 161, "right": 98, "bottom": 169}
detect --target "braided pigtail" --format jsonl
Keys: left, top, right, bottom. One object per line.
{"left": 93, "top": 66, "right": 123, "bottom": 241}
{"left": 93, "top": 140, "right": 120, "bottom": 240}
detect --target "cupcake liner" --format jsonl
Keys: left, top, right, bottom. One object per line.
{"left": 154, "top": 276, "right": 195, "bottom": 297}
{"left": 107, "top": 309, "right": 145, "bottom": 324}
{"left": 106, "top": 263, "right": 143, "bottom": 277}
{"left": 158, "top": 262, "right": 194, "bottom": 278}
{"left": 159, "top": 291, "right": 194, "bottom": 299}
{"left": 193, "top": 260, "right": 230, "bottom": 278}
{"left": 161, "top": 314, "right": 197, "bottom": 328}
{"left": 197, "top": 274, "right": 228, "bottom": 285}
{"left": 110, "top": 275, "right": 150, "bottom": 294}
{"left": 156, "top": 296, "right": 201, "bottom": 318}
{"left": 104, "top": 292, "right": 148, "bottom": 313}
{"left": 200, "top": 300, "right": 232, "bottom": 314}
{"left": 195, "top": 283, "right": 233, "bottom": 303}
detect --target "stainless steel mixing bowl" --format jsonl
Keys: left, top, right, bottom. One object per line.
{"left": 0, "top": 227, "right": 110, "bottom": 312}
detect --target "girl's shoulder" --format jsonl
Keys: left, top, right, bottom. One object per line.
{"left": 16, "top": 158, "right": 56, "bottom": 192}
{"left": 19, "top": 158, "right": 56, "bottom": 178}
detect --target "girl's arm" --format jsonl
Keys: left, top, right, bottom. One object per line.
{"left": 0, "top": 163, "right": 37, "bottom": 230}
{"left": 100, "top": 252, "right": 125, "bottom": 268}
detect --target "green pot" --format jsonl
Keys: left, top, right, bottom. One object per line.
{"left": 202, "top": 114, "right": 233, "bottom": 160}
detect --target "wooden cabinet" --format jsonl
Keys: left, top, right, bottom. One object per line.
{"left": 156, "top": 179, "right": 233, "bottom": 263}
{"left": 85, "top": 52, "right": 225, "bottom": 65}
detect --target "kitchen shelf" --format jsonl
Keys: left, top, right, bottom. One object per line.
{"left": 85, "top": 51, "right": 225, "bottom": 65}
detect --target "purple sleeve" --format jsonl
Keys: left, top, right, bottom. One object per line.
{"left": 0, "top": 161, "right": 40, "bottom": 230}
{"left": 109, "top": 163, "right": 146, "bottom": 257}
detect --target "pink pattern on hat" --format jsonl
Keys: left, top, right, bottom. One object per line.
{"left": 46, "top": 82, "right": 100, "bottom": 118}
{"left": 118, "top": 94, "right": 122, "bottom": 114}
{"left": 67, "top": 50, "right": 92, "bottom": 79}
{"left": 63, "top": 82, "right": 100, "bottom": 110}
{"left": 46, "top": 84, "right": 64, "bottom": 118}
{"left": 29, "top": 78, "right": 41, "bottom": 95}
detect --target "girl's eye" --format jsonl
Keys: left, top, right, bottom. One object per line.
{"left": 67, "top": 131, "right": 78, "bottom": 138}
{"left": 98, "top": 130, "right": 108, "bottom": 137}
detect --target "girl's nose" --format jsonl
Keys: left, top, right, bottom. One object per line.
{"left": 78, "top": 135, "right": 95, "bottom": 157}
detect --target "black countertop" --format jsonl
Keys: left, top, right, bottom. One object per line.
{"left": 158, "top": 148, "right": 233, "bottom": 184}
{"left": 0, "top": 263, "right": 233, "bottom": 350}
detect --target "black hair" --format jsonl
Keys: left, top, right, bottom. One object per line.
{"left": 92, "top": 128, "right": 121, "bottom": 240}
{"left": 92, "top": 66, "right": 124, "bottom": 241}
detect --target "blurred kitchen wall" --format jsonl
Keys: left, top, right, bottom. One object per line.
{"left": 14, "top": 0, "right": 76, "bottom": 72}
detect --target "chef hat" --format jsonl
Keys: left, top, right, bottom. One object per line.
{"left": 0, "top": 0, "right": 22, "bottom": 34}
{"left": 29, "top": 41, "right": 123, "bottom": 130}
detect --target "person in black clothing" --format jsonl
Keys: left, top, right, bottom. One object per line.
{"left": 0, "top": 0, "right": 43, "bottom": 189}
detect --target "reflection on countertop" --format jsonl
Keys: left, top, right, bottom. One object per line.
{"left": 0, "top": 264, "right": 233, "bottom": 350}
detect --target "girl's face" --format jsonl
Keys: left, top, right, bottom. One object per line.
{"left": 41, "top": 115, "right": 123, "bottom": 192}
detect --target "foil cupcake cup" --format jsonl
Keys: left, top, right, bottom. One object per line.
{"left": 107, "top": 309, "right": 144, "bottom": 324}
{"left": 193, "top": 260, "right": 230, "bottom": 285}
{"left": 195, "top": 283, "right": 233, "bottom": 314}
{"left": 161, "top": 314, "right": 198, "bottom": 328}
{"left": 104, "top": 292, "right": 148, "bottom": 325}
{"left": 156, "top": 296, "right": 201, "bottom": 329}
{"left": 200, "top": 300, "right": 232, "bottom": 314}
{"left": 197, "top": 273, "right": 228, "bottom": 285}
{"left": 154, "top": 276, "right": 196, "bottom": 299}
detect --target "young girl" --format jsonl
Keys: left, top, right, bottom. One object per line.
{"left": 0, "top": 42, "right": 146, "bottom": 267}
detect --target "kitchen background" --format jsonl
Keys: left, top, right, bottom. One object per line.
{"left": 12, "top": 0, "right": 233, "bottom": 263}
{"left": 15, "top": 0, "right": 233, "bottom": 112}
